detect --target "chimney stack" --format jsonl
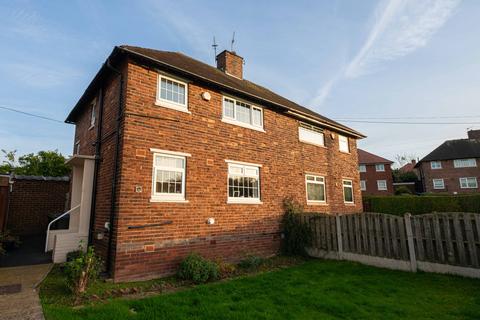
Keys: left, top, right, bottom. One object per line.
{"left": 216, "top": 50, "right": 243, "bottom": 79}
{"left": 467, "top": 129, "right": 480, "bottom": 140}
{"left": 411, "top": 159, "right": 417, "bottom": 165}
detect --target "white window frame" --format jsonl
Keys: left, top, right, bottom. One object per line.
{"left": 459, "top": 177, "right": 478, "bottom": 189}
{"left": 359, "top": 165, "right": 366, "bottom": 173}
{"left": 432, "top": 178, "right": 445, "bottom": 190}
{"left": 89, "top": 102, "right": 96, "bottom": 129}
{"left": 375, "top": 164, "right": 385, "bottom": 172}
{"left": 226, "top": 160, "right": 262, "bottom": 204}
{"left": 155, "top": 74, "right": 190, "bottom": 113}
{"left": 430, "top": 161, "right": 442, "bottom": 170}
{"left": 298, "top": 122, "right": 325, "bottom": 147}
{"left": 305, "top": 174, "right": 326, "bottom": 203}
{"left": 342, "top": 179, "right": 354, "bottom": 204}
{"left": 360, "top": 180, "right": 366, "bottom": 191}
{"left": 222, "top": 96, "right": 264, "bottom": 132}
{"left": 377, "top": 180, "right": 387, "bottom": 191}
{"left": 339, "top": 135, "right": 349, "bottom": 153}
{"left": 454, "top": 159, "right": 477, "bottom": 168}
{"left": 150, "top": 151, "right": 190, "bottom": 202}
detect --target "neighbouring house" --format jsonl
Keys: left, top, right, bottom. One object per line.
{"left": 399, "top": 159, "right": 419, "bottom": 177}
{"left": 52, "top": 45, "right": 365, "bottom": 282}
{"left": 395, "top": 159, "right": 421, "bottom": 194}
{"left": 415, "top": 129, "right": 480, "bottom": 194}
{"left": 357, "top": 149, "right": 394, "bottom": 196}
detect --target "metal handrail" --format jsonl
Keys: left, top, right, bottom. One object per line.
{"left": 45, "top": 204, "right": 81, "bottom": 252}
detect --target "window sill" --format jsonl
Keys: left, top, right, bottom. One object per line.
{"left": 344, "top": 202, "right": 356, "bottom": 206}
{"left": 299, "top": 140, "right": 327, "bottom": 148}
{"left": 339, "top": 150, "right": 351, "bottom": 154}
{"left": 150, "top": 198, "right": 189, "bottom": 203}
{"left": 221, "top": 118, "right": 265, "bottom": 133}
{"left": 155, "top": 100, "right": 191, "bottom": 114}
{"left": 227, "top": 199, "right": 263, "bottom": 205}
{"left": 307, "top": 201, "right": 328, "bottom": 206}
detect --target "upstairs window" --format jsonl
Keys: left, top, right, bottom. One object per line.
{"left": 459, "top": 177, "right": 478, "bottom": 189}
{"left": 305, "top": 175, "right": 326, "bottom": 203}
{"left": 222, "top": 96, "right": 263, "bottom": 130}
{"left": 359, "top": 165, "right": 366, "bottom": 173}
{"left": 227, "top": 162, "right": 261, "bottom": 203}
{"left": 343, "top": 179, "right": 354, "bottom": 203}
{"left": 454, "top": 159, "right": 477, "bottom": 168}
{"left": 339, "top": 135, "right": 349, "bottom": 153}
{"left": 298, "top": 123, "right": 324, "bottom": 147}
{"left": 430, "top": 161, "right": 442, "bottom": 169}
{"left": 377, "top": 180, "right": 387, "bottom": 190}
{"left": 90, "top": 102, "right": 96, "bottom": 128}
{"left": 156, "top": 75, "right": 188, "bottom": 112}
{"left": 152, "top": 152, "right": 187, "bottom": 202}
{"left": 375, "top": 164, "right": 385, "bottom": 172}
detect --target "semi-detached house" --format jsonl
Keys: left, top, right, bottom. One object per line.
{"left": 50, "top": 46, "right": 365, "bottom": 281}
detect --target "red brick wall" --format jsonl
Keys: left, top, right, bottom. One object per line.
{"left": 419, "top": 159, "right": 480, "bottom": 194}
{"left": 6, "top": 177, "right": 69, "bottom": 236}
{"left": 359, "top": 164, "right": 394, "bottom": 196}
{"left": 104, "top": 61, "right": 363, "bottom": 281}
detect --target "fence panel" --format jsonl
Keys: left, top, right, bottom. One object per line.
{"left": 303, "top": 212, "right": 480, "bottom": 277}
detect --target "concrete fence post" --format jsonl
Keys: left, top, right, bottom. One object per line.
{"left": 404, "top": 213, "right": 417, "bottom": 272}
{"left": 335, "top": 214, "right": 344, "bottom": 259}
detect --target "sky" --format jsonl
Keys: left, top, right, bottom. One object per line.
{"left": 0, "top": 0, "right": 479, "bottom": 166}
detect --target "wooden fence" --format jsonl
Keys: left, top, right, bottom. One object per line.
{"left": 301, "top": 212, "right": 480, "bottom": 278}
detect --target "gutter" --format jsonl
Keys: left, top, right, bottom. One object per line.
{"left": 104, "top": 59, "right": 124, "bottom": 277}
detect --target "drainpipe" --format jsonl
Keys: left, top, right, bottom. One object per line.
{"left": 88, "top": 87, "right": 104, "bottom": 246}
{"left": 105, "top": 59, "right": 124, "bottom": 277}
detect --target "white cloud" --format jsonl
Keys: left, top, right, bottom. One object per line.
{"left": 312, "top": 0, "right": 461, "bottom": 106}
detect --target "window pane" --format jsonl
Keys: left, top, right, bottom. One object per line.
{"left": 223, "top": 99, "right": 235, "bottom": 119}
{"left": 228, "top": 164, "right": 260, "bottom": 199}
{"left": 252, "top": 108, "right": 262, "bottom": 127}
{"left": 307, "top": 183, "right": 325, "bottom": 201}
{"left": 344, "top": 186, "right": 353, "bottom": 202}
{"left": 236, "top": 101, "right": 251, "bottom": 124}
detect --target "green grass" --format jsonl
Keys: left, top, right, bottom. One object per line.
{"left": 41, "top": 259, "right": 480, "bottom": 320}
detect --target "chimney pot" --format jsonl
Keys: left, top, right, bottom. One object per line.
{"left": 216, "top": 50, "right": 243, "bottom": 79}
{"left": 411, "top": 159, "right": 416, "bottom": 164}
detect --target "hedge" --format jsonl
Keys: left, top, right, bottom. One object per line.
{"left": 362, "top": 194, "right": 480, "bottom": 215}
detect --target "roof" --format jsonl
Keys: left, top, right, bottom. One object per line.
{"left": 357, "top": 149, "right": 393, "bottom": 165}
{"left": 416, "top": 138, "right": 480, "bottom": 166}
{"left": 65, "top": 45, "right": 365, "bottom": 138}
{"left": 399, "top": 162, "right": 415, "bottom": 173}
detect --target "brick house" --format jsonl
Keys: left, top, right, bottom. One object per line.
{"left": 357, "top": 149, "right": 394, "bottom": 196}
{"left": 415, "top": 130, "right": 480, "bottom": 194}
{"left": 53, "top": 45, "right": 365, "bottom": 282}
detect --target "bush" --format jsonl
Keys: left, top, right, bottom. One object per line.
{"left": 363, "top": 194, "right": 480, "bottom": 215}
{"left": 64, "top": 245, "right": 102, "bottom": 299}
{"left": 177, "top": 253, "right": 219, "bottom": 284}
{"left": 238, "top": 255, "right": 265, "bottom": 270}
{"left": 281, "top": 198, "right": 312, "bottom": 256}
{"left": 214, "top": 259, "right": 237, "bottom": 278}
{"left": 66, "top": 250, "right": 83, "bottom": 262}
{"left": 394, "top": 186, "right": 413, "bottom": 195}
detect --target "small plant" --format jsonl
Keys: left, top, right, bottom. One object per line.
{"left": 215, "top": 259, "right": 237, "bottom": 278}
{"left": 66, "top": 250, "right": 83, "bottom": 262}
{"left": 281, "top": 197, "right": 312, "bottom": 256}
{"left": 177, "top": 253, "right": 219, "bottom": 284}
{"left": 0, "top": 230, "right": 20, "bottom": 255}
{"left": 238, "top": 255, "right": 265, "bottom": 270}
{"left": 64, "top": 244, "right": 102, "bottom": 301}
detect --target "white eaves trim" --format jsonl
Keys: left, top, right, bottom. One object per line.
{"left": 225, "top": 159, "right": 262, "bottom": 167}
{"left": 149, "top": 148, "right": 192, "bottom": 157}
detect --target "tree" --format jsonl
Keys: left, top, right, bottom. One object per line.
{"left": 392, "top": 168, "right": 418, "bottom": 183}
{"left": 0, "top": 150, "right": 70, "bottom": 177}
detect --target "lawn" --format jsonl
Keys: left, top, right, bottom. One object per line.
{"left": 40, "top": 259, "right": 480, "bottom": 320}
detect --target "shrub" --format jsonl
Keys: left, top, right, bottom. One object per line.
{"left": 363, "top": 194, "right": 480, "bottom": 215}
{"left": 394, "top": 186, "right": 412, "bottom": 195}
{"left": 214, "top": 259, "right": 237, "bottom": 278}
{"left": 64, "top": 245, "right": 102, "bottom": 299}
{"left": 281, "top": 198, "right": 312, "bottom": 256}
{"left": 177, "top": 253, "right": 219, "bottom": 284}
{"left": 66, "top": 250, "right": 83, "bottom": 262}
{"left": 0, "top": 230, "right": 20, "bottom": 255}
{"left": 238, "top": 255, "right": 265, "bottom": 270}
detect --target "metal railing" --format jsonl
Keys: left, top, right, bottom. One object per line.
{"left": 44, "top": 204, "right": 80, "bottom": 252}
